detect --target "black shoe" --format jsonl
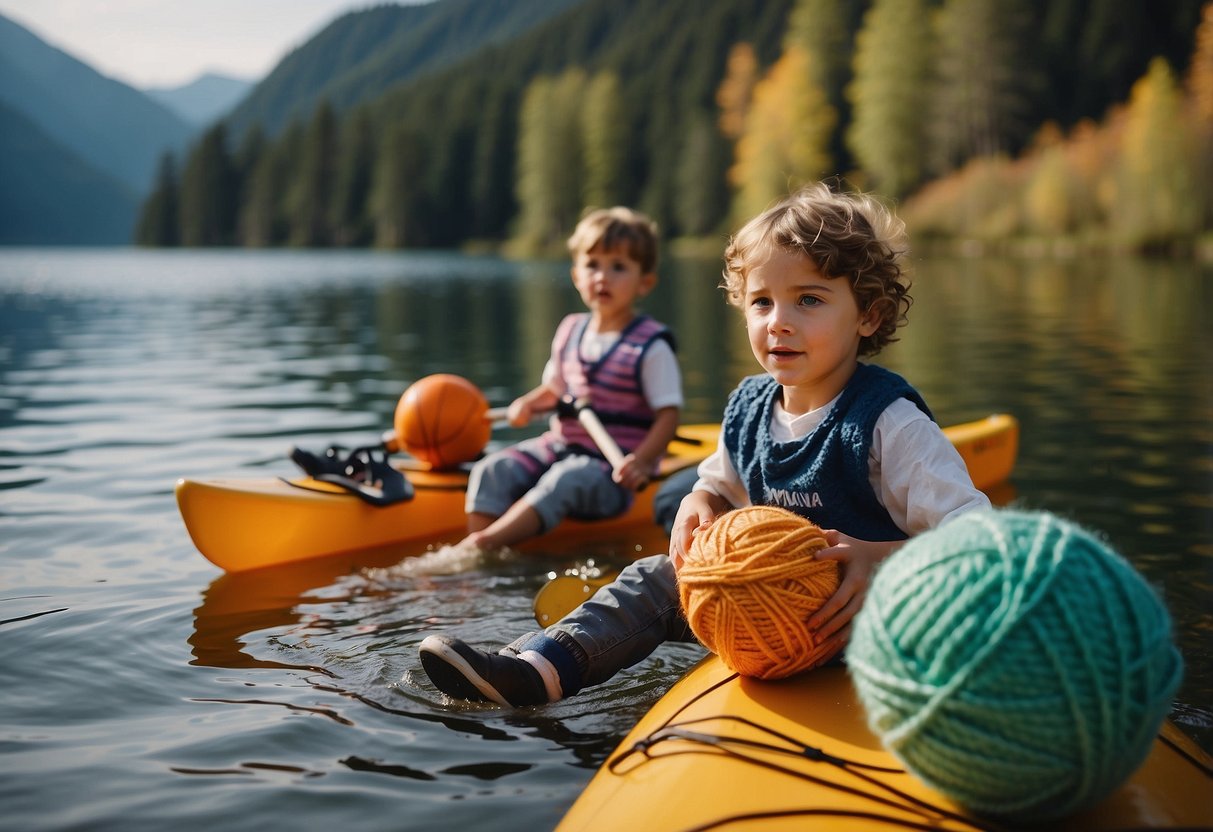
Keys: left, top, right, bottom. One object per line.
{"left": 418, "top": 635, "right": 549, "bottom": 707}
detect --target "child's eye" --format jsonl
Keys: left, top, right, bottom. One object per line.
{"left": 798, "top": 294, "right": 821, "bottom": 307}
{"left": 749, "top": 296, "right": 771, "bottom": 309}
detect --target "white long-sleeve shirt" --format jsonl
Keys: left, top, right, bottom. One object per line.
{"left": 695, "top": 396, "right": 989, "bottom": 536}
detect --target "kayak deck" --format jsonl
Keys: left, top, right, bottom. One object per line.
{"left": 176, "top": 416, "right": 1019, "bottom": 572}
{"left": 557, "top": 657, "right": 1213, "bottom": 831}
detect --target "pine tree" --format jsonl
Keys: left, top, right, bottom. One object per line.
{"left": 287, "top": 101, "right": 338, "bottom": 247}
{"left": 469, "top": 81, "right": 518, "bottom": 240}
{"left": 370, "top": 123, "right": 427, "bottom": 248}
{"left": 179, "top": 124, "right": 237, "bottom": 246}
{"left": 581, "top": 72, "right": 627, "bottom": 210}
{"left": 232, "top": 127, "right": 265, "bottom": 246}
{"left": 514, "top": 70, "right": 587, "bottom": 251}
{"left": 135, "top": 153, "right": 180, "bottom": 247}
{"left": 240, "top": 123, "right": 300, "bottom": 247}
{"left": 785, "top": 0, "right": 860, "bottom": 171}
{"left": 333, "top": 108, "right": 376, "bottom": 247}
{"left": 846, "top": 0, "right": 933, "bottom": 198}
{"left": 929, "top": 0, "right": 1039, "bottom": 174}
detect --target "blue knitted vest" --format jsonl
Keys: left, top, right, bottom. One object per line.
{"left": 722, "top": 364, "right": 932, "bottom": 540}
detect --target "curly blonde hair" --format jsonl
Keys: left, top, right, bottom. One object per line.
{"left": 722, "top": 183, "right": 912, "bottom": 357}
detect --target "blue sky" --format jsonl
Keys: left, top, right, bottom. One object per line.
{"left": 0, "top": 1, "right": 402, "bottom": 89}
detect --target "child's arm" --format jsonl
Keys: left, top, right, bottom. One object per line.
{"left": 612, "top": 405, "right": 679, "bottom": 491}
{"left": 507, "top": 384, "right": 560, "bottom": 427}
{"left": 805, "top": 400, "right": 990, "bottom": 657}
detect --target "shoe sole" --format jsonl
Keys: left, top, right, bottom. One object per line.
{"left": 418, "top": 637, "right": 510, "bottom": 706}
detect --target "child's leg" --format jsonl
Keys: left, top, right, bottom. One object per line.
{"left": 464, "top": 440, "right": 551, "bottom": 533}
{"left": 464, "top": 454, "right": 626, "bottom": 549}
{"left": 419, "top": 555, "right": 694, "bottom": 706}
{"left": 465, "top": 502, "right": 543, "bottom": 549}
{"left": 522, "top": 455, "right": 630, "bottom": 531}
{"left": 512, "top": 554, "right": 695, "bottom": 689}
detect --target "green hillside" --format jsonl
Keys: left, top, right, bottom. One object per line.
{"left": 0, "top": 101, "right": 139, "bottom": 245}
{"left": 224, "top": 0, "right": 583, "bottom": 139}
{"left": 147, "top": 0, "right": 1209, "bottom": 252}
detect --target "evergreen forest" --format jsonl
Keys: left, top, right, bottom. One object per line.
{"left": 136, "top": 0, "right": 1213, "bottom": 255}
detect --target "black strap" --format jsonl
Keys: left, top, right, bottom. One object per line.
{"left": 290, "top": 444, "right": 413, "bottom": 507}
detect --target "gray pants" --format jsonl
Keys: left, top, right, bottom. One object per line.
{"left": 509, "top": 554, "right": 696, "bottom": 689}
{"left": 466, "top": 436, "right": 630, "bottom": 533}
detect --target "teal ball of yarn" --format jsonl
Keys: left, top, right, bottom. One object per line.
{"left": 846, "top": 509, "right": 1182, "bottom": 822}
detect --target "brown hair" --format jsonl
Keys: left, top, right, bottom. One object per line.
{"left": 722, "top": 183, "right": 911, "bottom": 356}
{"left": 567, "top": 207, "right": 660, "bottom": 273}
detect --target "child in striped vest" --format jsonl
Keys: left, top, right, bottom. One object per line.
{"left": 459, "top": 207, "right": 682, "bottom": 551}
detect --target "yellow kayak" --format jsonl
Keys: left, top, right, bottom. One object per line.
{"left": 176, "top": 415, "right": 1019, "bottom": 573}
{"left": 558, "top": 657, "right": 1213, "bottom": 831}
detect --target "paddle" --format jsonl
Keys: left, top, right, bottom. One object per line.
{"left": 533, "top": 571, "right": 621, "bottom": 626}
{"left": 554, "top": 395, "right": 629, "bottom": 468}
{"left": 553, "top": 395, "right": 661, "bottom": 496}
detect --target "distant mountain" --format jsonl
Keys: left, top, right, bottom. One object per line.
{"left": 224, "top": 0, "right": 584, "bottom": 139}
{"left": 0, "top": 100, "right": 139, "bottom": 245}
{"left": 0, "top": 13, "right": 194, "bottom": 195}
{"left": 145, "top": 73, "right": 253, "bottom": 127}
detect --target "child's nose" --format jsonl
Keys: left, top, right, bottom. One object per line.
{"left": 768, "top": 304, "right": 794, "bottom": 332}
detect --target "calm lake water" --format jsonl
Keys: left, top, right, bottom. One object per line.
{"left": 1, "top": 248, "right": 1210, "bottom": 831}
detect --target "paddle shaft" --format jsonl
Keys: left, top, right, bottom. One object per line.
{"left": 564, "top": 398, "right": 628, "bottom": 470}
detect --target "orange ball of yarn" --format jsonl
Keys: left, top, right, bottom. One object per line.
{"left": 394, "top": 374, "right": 491, "bottom": 469}
{"left": 678, "top": 506, "right": 839, "bottom": 680}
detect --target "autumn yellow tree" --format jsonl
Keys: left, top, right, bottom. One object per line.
{"left": 717, "top": 43, "right": 758, "bottom": 141}
{"left": 1022, "top": 126, "right": 1078, "bottom": 235}
{"left": 1115, "top": 58, "right": 1200, "bottom": 246}
{"left": 729, "top": 45, "right": 836, "bottom": 224}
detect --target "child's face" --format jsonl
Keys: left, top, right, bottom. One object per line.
{"left": 570, "top": 244, "right": 655, "bottom": 329}
{"left": 743, "top": 248, "right": 879, "bottom": 414}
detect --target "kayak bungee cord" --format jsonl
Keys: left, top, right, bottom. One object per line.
{"left": 677, "top": 808, "right": 998, "bottom": 832}
{"left": 608, "top": 714, "right": 1005, "bottom": 832}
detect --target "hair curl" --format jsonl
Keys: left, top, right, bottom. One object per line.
{"left": 722, "top": 183, "right": 912, "bottom": 356}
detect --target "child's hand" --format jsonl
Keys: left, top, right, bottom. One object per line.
{"left": 612, "top": 453, "right": 651, "bottom": 492}
{"left": 668, "top": 490, "right": 730, "bottom": 570}
{"left": 807, "top": 531, "right": 902, "bottom": 644}
{"left": 507, "top": 398, "right": 533, "bottom": 427}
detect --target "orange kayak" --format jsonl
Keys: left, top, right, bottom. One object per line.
{"left": 176, "top": 415, "right": 1019, "bottom": 573}
{"left": 558, "top": 656, "right": 1212, "bottom": 831}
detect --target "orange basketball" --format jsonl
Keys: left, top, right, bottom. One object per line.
{"left": 394, "top": 374, "right": 491, "bottom": 469}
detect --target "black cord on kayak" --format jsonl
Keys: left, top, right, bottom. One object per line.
{"left": 608, "top": 715, "right": 1006, "bottom": 832}
{"left": 680, "top": 808, "right": 992, "bottom": 832}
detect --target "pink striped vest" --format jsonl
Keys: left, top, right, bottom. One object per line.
{"left": 549, "top": 312, "right": 674, "bottom": 458}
